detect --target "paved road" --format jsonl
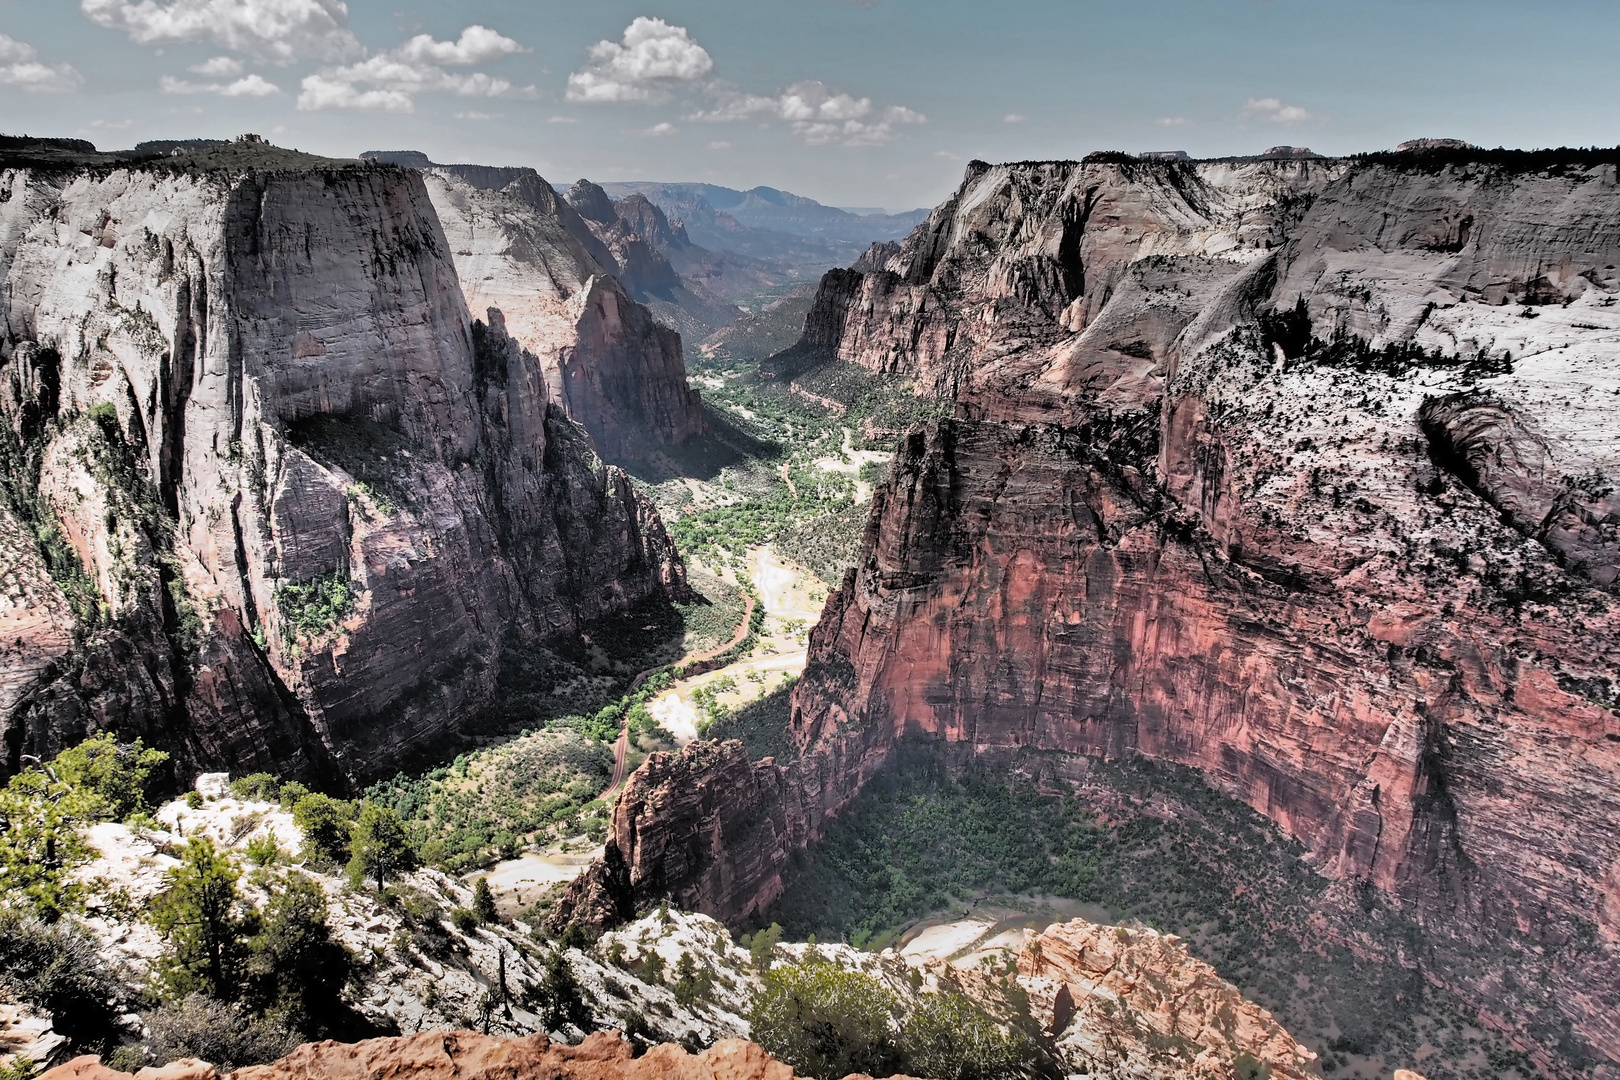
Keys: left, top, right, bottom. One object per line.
{"left": 602, "top": 591, "right": 757, "bottom": 799}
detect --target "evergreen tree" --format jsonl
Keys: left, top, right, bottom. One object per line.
{"left": 152, "top": 838, "right": 249, "bottom": 1000}
{"left": 472, "top": 877, "right": 498, "bottom": 925}
{"left": 346, "top": 803, "right": 416, "bottom": 890}
{"left": 291, "top": 794, "right": 353, "bottom": 864}
{"left": 245, "top": 872, "right": 350, "bottom": 1032}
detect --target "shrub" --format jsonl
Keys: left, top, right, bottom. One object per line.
{"left": 142, "top": 994, "right": 299, "bottom": 1071}
{"left": 244, "top": 832, "right": 283, "bottom": 868}
{"left": 346, "top": 803, "right": 417, "bottom": 890}
{"left": 185, "top": 791, "right": 204, "bottom": 810}
{"left": 900, "top": 992, "right": 1034, "bottom": 1080}
{"left": 274, "top": 572, "right": 356, "bottom": 640}
{"left": 0, "top": 908, "right": 125, "bottom": 1050}
{"left": 277, "top": 782, "right": 310, "bottom": 808}
{"left": 229, "top": 773, "right": 281, "bottom": 803}
{"left": 748, "top": 959, "right": 901, "bottom": 1079}
{"left": 291, "top": 793, "right": 352, "bottom": 864}
{"left": 244, "top": 872, "right": 351, "bottom": 1033}
{"left": 450, "top": 907, "right": 479, "bottom": 934}
{"left": 150, "top": 838, "right": 249, "bottom": 1000}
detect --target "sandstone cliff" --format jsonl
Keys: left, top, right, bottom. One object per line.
{"left": 563, "top": 150, "right": 1620, "bottom": 1073}
{"left": 409, "top": 163, "right": 706, "bottom": 463}
{"left": 563, "top": 181, "right": 741, "bottom": 342}
{"left": 0, "top": 143, "right": 683, "bottom": 780}
{"left": 42, "top": 1031, "right": 867, "bottom": 1080}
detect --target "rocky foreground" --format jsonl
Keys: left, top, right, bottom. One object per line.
{"left": 42, "top": 1031, "right": 890, "bottom": 1080}
{"left": 558, "top": 147, "right": 1620, "bottom": 1075}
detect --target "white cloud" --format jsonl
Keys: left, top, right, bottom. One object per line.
{"left": 190, "top": 54, "right": 242, "bottom": 76}
{"left": 566, "top": 17, "right": 713, "bottom": 103}
{"left": 547, "top": 115, "right": 578, "bottom": 124}
{"left": 161, "top": 71, "right": 280, "bottom": 95}
{"left": 641, "top": 121, "right": 678, "bottom": 137}
{"left": 707, "top": 140, "right": 731, "bottom": 150}
{"left": 455, "top": 110, "right": 497, "bottom": 121}
{"left": 691, "top": 80, "right": 923, "bottom": 146}
{"left": 934, "top": 149, "right": 961, "bottom": 160}
{"left": 1244, "top": 96, "right": 1311, "bottom": 125}
{"left": 80, "top": 0, "right": 360, "bottom": 63}
{"left": 0, "top": 32, "right": 84, "bottom": 92}
{"left": 395, "top": 25, "right": 522, "bottom": 66}
{"left": 1155, "top": 116, "right": 1190, "bottom": 127}
{"left": 297, "top": 25, "right": 533, "bottom": 112}
{"left": 1003, "top": 112, "right": 1025, "bottom": 123}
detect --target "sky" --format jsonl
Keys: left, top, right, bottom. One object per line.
{"left": 2, "top": 0, "right": 1618, "bottom": 211}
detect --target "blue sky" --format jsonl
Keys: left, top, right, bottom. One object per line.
{"left": 2, "top": 0, "right": 1617, "bottom": 209}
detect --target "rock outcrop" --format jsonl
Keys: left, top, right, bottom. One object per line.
{"left": 0, "top": 143, "right": 683, "bottom": 780}
{"left": 562, "top": 181, "right": 741, "bottom": 342}
{"left": 42, "top": 1032, "right": 862, "bottom": 1080}
{"left": 564, "top": 150, "right": 1620, "bottom": 1073}
{"left": 1019, "top": 920, "right": 1317, "bottom": 1080}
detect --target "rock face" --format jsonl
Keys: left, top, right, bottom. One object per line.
{"left": 0, "top": 146, "right": 683, "bottom": 781}
{"left": 1019, "top": 920, "right": 1317, "bottom": 1080}
{"left": 413, "top": 164, "right": 706, "bottom": 463}
{"left": 42, "top": 1032, "right": 846, "bottom": 1080}
{"left": 562, "top": 181, "right": 741, "bottom": 342}
{"left": 565, "top": 152, "right": 1620, "bottom": 1072}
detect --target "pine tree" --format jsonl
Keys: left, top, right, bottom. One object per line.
{"left": 472, "top": 877, "right": 498, "bottom": 924}
{"left": 346, "top": 803, "right": 416, "bottom": 891}
{"left": 152, "top": 838, "right": 249, "bottom": 999}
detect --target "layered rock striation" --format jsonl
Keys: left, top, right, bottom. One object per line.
{"left": 563, "top": 150, "right": 1620, "bottom": 1072}
{"left": 407, "top": 162, "right": 707, "bottom": 463}
{"left": 0, "top": 144, "right": 683, "bottom": 781}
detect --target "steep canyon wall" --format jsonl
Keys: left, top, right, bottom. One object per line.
{"left": 564, "top": 152, "right": 1620, "bottom": 1071}
{"left": 0, "top": 150, "right": 684, "bottom": 781}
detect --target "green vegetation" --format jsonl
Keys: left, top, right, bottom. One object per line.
{"left": 152, "top": 838, "right": 251, "bottom": 1000}
{"left": 291, "top": 793, "right": 354, "bottom": 864}
{"left": 0, "top": 735, "right": 169, "bottom": 919}
{"left": 52, "top": 733, "right": 170, "bottom": 822}
{"left": 346, "top": 803, "right": 417, "bottom": 890}
{"left": 273, "top": 571, "right": 356, "bottom": 640}
{"left": 244, "top": 872, "right": 352, "bottom": 1031}
{"left": 364, "top": 729, "right": 612, "bottom": 873}
{"left": 765, "top": 747, "right": 1547, "bottom": 1080}
{"left": 0, "top": 908, "right": 127, "bottom": 1051}
{"left": 749, "top": 960, "right": 901, "bottom": 1078}
{"left": 472, "top": 878, "right": 499, "bottom": 924}
{"left": 748, "top": 958, "right": 1037, "bottom": 1080}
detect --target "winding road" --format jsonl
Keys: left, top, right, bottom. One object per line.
{"left": 602, "top": 591, "right": 757, "bottom": 799}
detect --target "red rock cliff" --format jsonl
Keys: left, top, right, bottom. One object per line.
{"left": 563, "top": 151, "right": 1620, "bottom": 1071}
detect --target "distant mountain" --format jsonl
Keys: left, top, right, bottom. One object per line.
{"left": 598, "top": 181, "right": 928, "bottom": 243}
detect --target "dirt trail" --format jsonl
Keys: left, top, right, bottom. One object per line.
{"left": 604, "top": 591, "right": 757, "bottom": 798}
{"left": 647, "top": 546, "right": 823, "bottom": 745}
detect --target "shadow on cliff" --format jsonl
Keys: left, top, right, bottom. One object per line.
{"left": 622, "top": 403, "right": 780, "bottom": 485}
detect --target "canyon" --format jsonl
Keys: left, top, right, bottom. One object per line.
{"left": 0, "top": 139, "right": 689, "bottom": 782}
{"left": 559, "top": 148, "right": 1620, "bottom": 1075}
